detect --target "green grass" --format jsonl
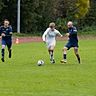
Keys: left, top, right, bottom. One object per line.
{"left": 0, "top": 39, "right": 96, "bottom": 96}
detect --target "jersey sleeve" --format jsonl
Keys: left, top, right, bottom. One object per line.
{"left": 69, "top": 27, "right": 77, "bottom": 35}
{"left": 55, "top": 29, "right": 62, "bottom": 36}
{"left": 9, "top": 26, "right": 13, "bottom": 33}
{"left": 0, "top": 26, "right": 2, "bottom": 36}
{"left": 8, "top": 26, "right": 13, "bottom": 36}
{"left": 42, "top": 28, "right": 50, "bottom": 41}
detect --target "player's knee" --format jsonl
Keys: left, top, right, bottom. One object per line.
{"left": 50, "top": 46, "right": 55, "bottom": 50}
{"left": 2, "top": 45, "right": 5, "bottom": 49}
{"left": 63, "top": 47, "right": 67, "bottom": 52}
{"left": 75, "top": 52, "right": 78, "bottom": 55}
{"left": 74, "top": 49, "right": 78, "bottom": 55}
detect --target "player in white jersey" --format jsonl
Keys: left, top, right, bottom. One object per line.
{"left": 42, "top": 22, "right": 62, "bottom": 64}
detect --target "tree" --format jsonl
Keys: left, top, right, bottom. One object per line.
{"left": 55, "top": 0, "right": 90, "bottom": 32}
{"left": 20, "top": 0, "right": 56, "bottom": 33}
{"left": 0, "top": 0, "right": 17, "bottom": 30}
{"left": 0, "top": 0, "right": 91, "bottom": 33}
{"left": 0, "top": 0, "right": 5, "bottom": 24}
{"left": 0, "top": 0, "right": 4, "bottom": 12}
{"left": 83, "top": 0, "right": 96, "bottom": 26}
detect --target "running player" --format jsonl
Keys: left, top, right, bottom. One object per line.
{"left": 42, "top": 22, "right": 62, "bottom": 64}
{"left": 61, "top": 21, "right": 81, "bottom": 64}
{"left": 0, "top": 19, "right": 13, "bottom": 62}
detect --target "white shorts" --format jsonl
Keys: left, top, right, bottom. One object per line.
{"left": 46, "top": 41, "right": 56, "bottom": 49}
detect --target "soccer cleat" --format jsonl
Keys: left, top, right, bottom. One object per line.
{"left": 52, "top": 59, "right": 55, "bottom": 64}
{"left": 60, "top": 59, "right": 67, "bottom": 63}
{"left": 50, "top": 59, "right": 55, "bottom": 64}
{"left": 1, "top": 58, "right": 5, "bottom": 62}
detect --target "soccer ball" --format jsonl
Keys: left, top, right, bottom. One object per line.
{"left": 37, "top": 60, "right": 44, "bottom": 66}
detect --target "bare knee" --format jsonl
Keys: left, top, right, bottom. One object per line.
{"left": 48, "top": 46, "right": 54, "bottom": 52}
{"left": 2, "top": 45, "right": 6, "bottom": 49}
{"left": 74, "top": 47, "right": 78, "bottom": 55}
{"left": 63, "top": 47, "right": 67, "bottom": 51}
{"left": 62, "top": 47, "right": 67, "bottom": 54}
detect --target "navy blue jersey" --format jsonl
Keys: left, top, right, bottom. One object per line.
{"left": 0, "top": 26, "right": 12, "bottom": 40}
{"left": 68, "top": 26, "right": 78, "bottom": 43}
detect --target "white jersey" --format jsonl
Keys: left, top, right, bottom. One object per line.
{"left": 42, "top": 28, "right": 61, "bottom": 48}
{"left": 42, "top": 28, "right": 61, "bottom": 42}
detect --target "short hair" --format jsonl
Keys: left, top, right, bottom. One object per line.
{"left": 67, "top": 21, "right": 73, "bottom": 26}
{"left": 49, "top": 22, "right": 55, "bottom": 28}
{"left": 4, "top": 19, "right": 9, "bottom": 22}
{"left": 3, "top": 19, "right": 10, "bottom": 25}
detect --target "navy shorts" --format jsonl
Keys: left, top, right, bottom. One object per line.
{"left": 2, "top": 39, "right": 12, "bottom": 49}
{"left": 65, "top": 41, "right": 78, "bottom": 50}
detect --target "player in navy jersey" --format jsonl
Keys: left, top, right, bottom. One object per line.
{"left": 0, "top": 19, "right": 13, "bottom": 62}
{"left": 61, "top": 21, "right": 81, "bottom": 64}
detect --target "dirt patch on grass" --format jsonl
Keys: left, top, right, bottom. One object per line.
{"left": 13, "top": 35, "right": 96, "bottom": 44}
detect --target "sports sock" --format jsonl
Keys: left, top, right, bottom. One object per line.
{"left": 1, "top": 49, "right": 5, "bottom": 59}
{"left": 63, "top": 54, "right": 66, "bottom": 60}
{"left": 49, "top": 50, "right": 54, "bottom": 61}
{"left": 9, "top": 49, "right": 12, "bottom": 58}
{"left": 76, "top": 54, "right": 80, "bottom": 63}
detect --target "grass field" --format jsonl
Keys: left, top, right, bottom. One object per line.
{"left": 0, "top": 39, "right": 96, "bottom": 96}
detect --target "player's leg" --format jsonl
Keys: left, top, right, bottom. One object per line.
{"left": 48, "top": 45, "right": 55, "bottom": 63}
{"left": 61, "top": 47, "right": 67, "bottom": 63}
{"left": 47, "top": 41, "right": 56, "bottom": 64}
{"left": 6, "top": 40, "right": 12, "bottom": 58}
{"left": 48, "top": 49, "right": 53, "bottom": 61}
{"left": 8, "top": 48, "right": 12, "bottom": 58}
{"left": 74, "top": 47, "right": 81, "bottom": 64}
{"left": 1, "top": 40, "right": 6, "bottom": 62}
{"left": 61, "top": 42, "right": 71, "bottom": 63}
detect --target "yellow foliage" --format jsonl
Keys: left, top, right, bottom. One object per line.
{"left": 75, "top": 0, "right": 90, "bottom": 19}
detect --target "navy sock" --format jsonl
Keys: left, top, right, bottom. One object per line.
{"left": 9, "top": 49, "right": 12, "bottom": 58}
{"left": 1, "top": 49, "right": 5, "bottom": 58}
{"left": 76, "top": 54, "right": 80, "bottom": 63}
{"left": 63, "top": 54, "right": 66, "bottom": 60}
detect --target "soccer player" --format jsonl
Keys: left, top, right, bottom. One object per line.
{"left": 42, "top": 22, "right": 62, "bottom": 64}
{"left": 61, "top": 21, "right": 81, "bottom": 64}
{"left": 0, "top": 19, "right": 13, "bottom": 62}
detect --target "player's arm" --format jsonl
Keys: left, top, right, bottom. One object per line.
{"left": 42, "top": 28, "right": 49, "bottom": 42}
{"left": 1, "top": 33, "right": 5, "bottom": 37}
{"left": 0, "top": 27, "right": 2, "bottom": 38}
{"left": 66, "top": 27, "right": 77, "bottom": 37}
{"left": 10, "top": 32, "right": 12, "bottom": 35}
{"left": 69, "top": 27, "right": 77, "bottom": 35}
{"left": 0, "top": 31, "right": 1, "bottom": 38}
{"left": 9, "top": 26, "right": 13, "bottom": 36}
{"left": 66, "top": 33, "right": 70, "bottom": 36}
{"left": 64, "top": 33, "right": 70, "bottom": 41}
{"left": 0, "top": 27, "right": 6, "bottom": 37}
{"left": 56, "top": 30, "right": 63, "bottom": 37}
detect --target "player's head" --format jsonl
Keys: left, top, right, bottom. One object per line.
{"left": 67, "top": 21, "right": 73, "bottom": 28}
{"left": 4, "top": 19, "right": 10, "bottom": 27}
{"left": 49, "top": 22, "right": 55, "bottom": 30}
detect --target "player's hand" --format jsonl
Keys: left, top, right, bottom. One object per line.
{"left": 66, "top": 33, "right": 70, "bottom": 37}
{"left": 0, "top": 36, "right": 2, "bottom": 39}
{"left": 10, "top": 32, "right": 12, "bottom": 35}
{"left": 61, "top": 35, "right": 63, "bottom": 38}
{"left": 1, "top": 33, "right": 5, "bottom": 37}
